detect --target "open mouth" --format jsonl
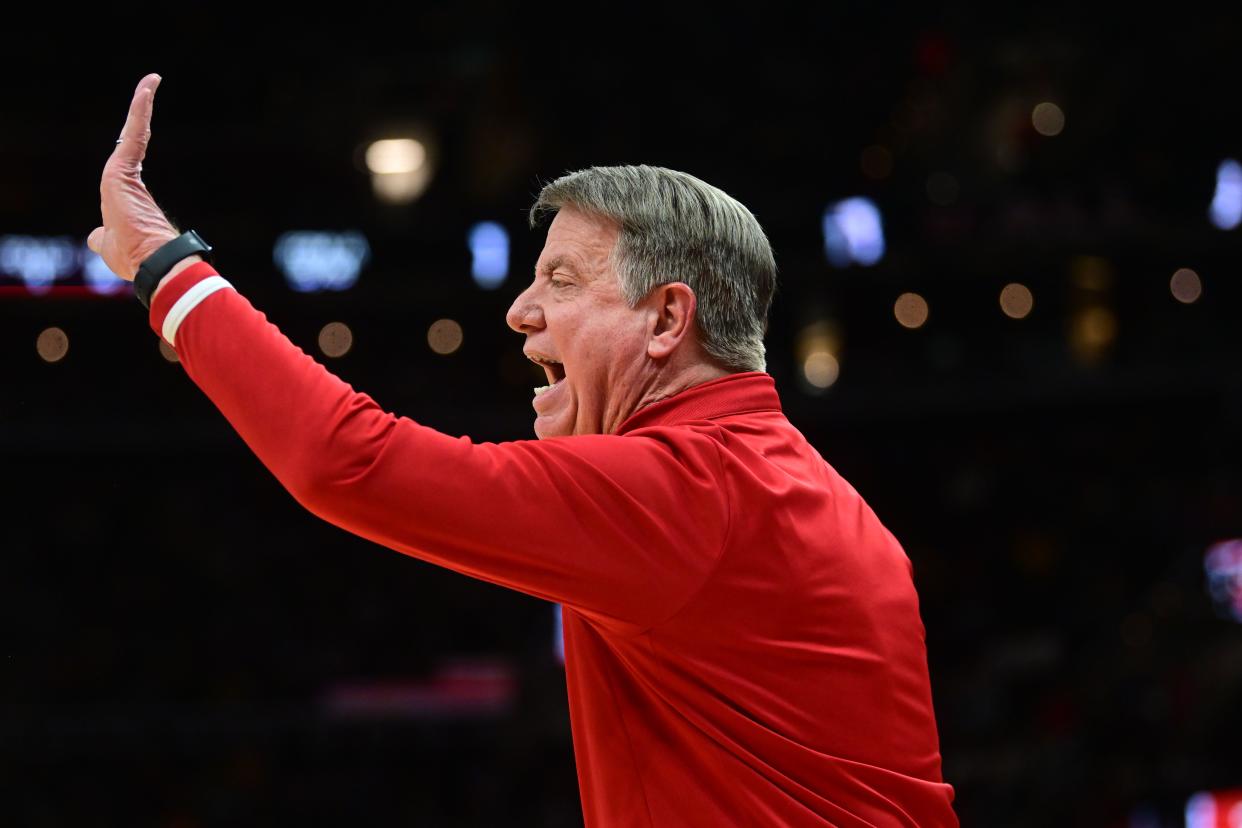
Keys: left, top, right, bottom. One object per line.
{"left": 527, "top": 353, "right": 566, "bottom": 396}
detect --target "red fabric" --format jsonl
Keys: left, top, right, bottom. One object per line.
{"left": 152, "top": 263, "right": 958, "bottom": 827}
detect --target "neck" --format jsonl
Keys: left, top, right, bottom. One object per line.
{"left": 626, "top": 360, "right": 732, "bottom": 423}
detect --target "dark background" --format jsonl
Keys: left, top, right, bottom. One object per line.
{"left": 2, "top": 5, "right": 1241, "bottom": 826}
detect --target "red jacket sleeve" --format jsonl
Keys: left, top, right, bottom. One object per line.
{"left": 149, "top": 263, "right": 730, "bottom": 633}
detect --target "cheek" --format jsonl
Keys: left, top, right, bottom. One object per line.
{"left": 559, "top": 300, "right": 648, "bottom": 390}
{"left": 587, "top": 312, "right": 648, "bottom": 367}
{"left": 575, "top": 337, "right": 635, "bottom": 389}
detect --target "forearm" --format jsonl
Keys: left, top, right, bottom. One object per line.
{"left": 149, "top": 261, "right": 409, "bottom": 506}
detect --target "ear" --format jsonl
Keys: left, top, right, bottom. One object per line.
{"left": 646, "top": 282, "right": 697, "bottom": 361}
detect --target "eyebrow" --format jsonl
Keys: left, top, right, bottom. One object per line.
{"left": 537, "top": 255, "right": 579, "bottom": 277}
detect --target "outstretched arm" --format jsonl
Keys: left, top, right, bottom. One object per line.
{"left": 147, "top": 263, "right": 730, "bottom": 631}
{"left": 89, "top": 76, "right": 729, "bottom": 633}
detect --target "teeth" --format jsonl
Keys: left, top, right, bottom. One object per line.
{"left": 533, "top": 378, "right": 564, "bottom": 396}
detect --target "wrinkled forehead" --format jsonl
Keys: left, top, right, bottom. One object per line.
{"left": 536, "top": 208, "right": 621, "bottom": 282}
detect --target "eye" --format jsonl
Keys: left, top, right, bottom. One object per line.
{"left": 549, "top": 277, "right": 570, "bottom": 289}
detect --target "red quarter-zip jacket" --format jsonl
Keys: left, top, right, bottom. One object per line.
{"left": 148, "top": 261, "right": 957, "bottom": 827}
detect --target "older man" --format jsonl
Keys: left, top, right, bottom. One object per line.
{"left": 90, "top": 75, "right": 957, "bottom": 827}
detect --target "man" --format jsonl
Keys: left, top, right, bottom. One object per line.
{"left": 90, "top": 74, "right": 957, "bottom": 827}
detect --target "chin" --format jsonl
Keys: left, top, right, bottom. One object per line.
{"left": 533, "top": 416, "right": 567, "bottom": 440}
{"left": 533, "top": 399, "right": 582, "bottom": 439}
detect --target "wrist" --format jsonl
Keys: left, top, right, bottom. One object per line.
{"left": 150, "top": 254, "right": 204, "bottom": 304}
{"left": 134, "top": 230, "right": 213, "bottom": 310}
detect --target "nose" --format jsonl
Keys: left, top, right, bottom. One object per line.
{"left": 506, "top": 283, "right": 544, "bottom": 334}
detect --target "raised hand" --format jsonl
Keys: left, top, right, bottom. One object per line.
{"left": 86, "top": 74, "right": 180, "bottom": 282}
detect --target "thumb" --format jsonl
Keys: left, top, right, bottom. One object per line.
{"left": 87, "top": 226, "right": 106, "bottom": 255}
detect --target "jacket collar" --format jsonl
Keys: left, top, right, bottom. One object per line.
{"left": 616, "top": 372, "right": 782, "bottom": 435}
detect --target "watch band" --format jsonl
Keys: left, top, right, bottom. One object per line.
{"left": 134, "top": 230, "right": 213, "bottom": 309}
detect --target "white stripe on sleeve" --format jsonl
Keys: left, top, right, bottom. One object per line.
{"left": 162, "top": 276, "right": 234, "bottom": 347}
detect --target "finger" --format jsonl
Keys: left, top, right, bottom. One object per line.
{"left": 86, "top": 226, "right": 106, "bottom": 255}
{"left": 114, "top": 74, "right": 162, "bottom": 168}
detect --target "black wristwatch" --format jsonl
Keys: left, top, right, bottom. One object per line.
{"left": 134, "top": 230, "right": 214, "bottom": 309}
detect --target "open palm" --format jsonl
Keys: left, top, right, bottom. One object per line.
{"left": 86, "top": 73, "right": 179, "bottom": 282}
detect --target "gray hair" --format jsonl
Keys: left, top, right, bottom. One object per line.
{"left": 529, "top": 165, "right": 776, "bottom": 372}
